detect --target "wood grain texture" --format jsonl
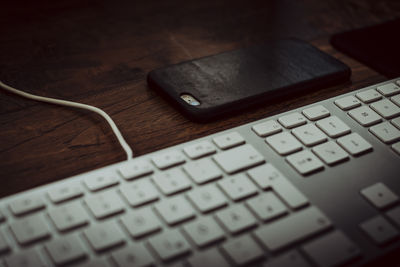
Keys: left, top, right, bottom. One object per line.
{"left": 0, "top": 0, "right": 399, "bottom": 199}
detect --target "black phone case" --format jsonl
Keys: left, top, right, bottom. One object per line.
{"left": 147, "top": 39, "right": 350, "bottom": 122}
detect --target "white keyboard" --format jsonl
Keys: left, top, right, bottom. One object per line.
{"left": 1, "top": 79, "right": 400, "bottom": 267}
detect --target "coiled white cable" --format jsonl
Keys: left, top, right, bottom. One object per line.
{"left": 0, "top": 80, "right": 133, "bottom": 160}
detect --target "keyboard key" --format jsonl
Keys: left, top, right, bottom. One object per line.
{"left": 215, "top": 204, "right": 257, "bottom": 234}
{"left": 278, "top": 112, "right": 307, "bottom": 129}
{"left": 119, "top": 178, "right": 159, "bottom": 207}
{"left": 74, "top": 259, "right": 108, "bottom": 267}
{"left": 213, "top": 144, "right": 264, "bottom": 174}
{"left": 118, "top": 160, "right": 153, "bottom": 180}
{"left": 370, "top": 122, "right": 400, "bottom": 144}
{"left": 45, "top": 233, "right": 87, "bottom": 265}
{"left": 254, "top": 207, "right": 332, "bottom": 251}
{"left": 183, "top": 216, "right": 225, "bottom": 247}
{"left": 337, "top": 133, "right": 372, "bottom": 156}
{"left": 152, "top": 168, "right": 191, "bottom": 195}
{"left": 246, "top": 192, "right": 287, "bottom": 221}
{"left": 387, "top": 206, "right": 400, "bottom": 227}
{"left": 217, "top": 173, "right": 258, "bottom": 201}
{"left": 187, "top": 249, "right": 230, "bottom": 267}
{"left": 360, "top": 216, "right": 399, "bottom": 245}
{"left": 248, "top": 164, "right": 309, "bottom": 209}
{"left": 10, "top": 213, "right": 51, "bottom": 245}
{"left": 286, "top": 150, "right": 324, "bottom": 175}
{"left": 316, "top": 116, "right": 351, "bottom": 138}
{"left": 9, "top": 195, "right": 45, "bottom": 216}
{"left": 183, "top": 140, "right": 216, "bottom": 159}
{"left": 262, "top": 250, "right": 311, "bottom": 267}
{"left": 370, "top": 99, "right": 400, "bottom": 119}
{"left": 4, "top": 249, "right": 45, "bottom": 267}
{"left": 291, "top": 123, "right": 327, "bottom": 147}
{"left": 84, "top": 173, "right": 119, "bottom": 192}
{"left": 183, "top": 158, "right": 222, "bottom": 184}
{"left": 252, "top": 120, "right": 283, "bottom": 137}
{"left": 302, "top": 105, "right": 330, "bottom": 121}
{"left": 148, "top": 229, "right": 191, "bottom": 261}
{"left": 356, "top": 89, "right": 382, "bottom": 103}
{"left": 334, "top": 95, "right": 361, "bottom": 110}
{"left": 221, "top": 235, "right": 264, "bottom": 266}
{"left": 213, "top": 132, "right": 245, "bottom": 149}
{"left": 348, "top": 106, "right": 382, "bottom": 127}
{"left": 266, "top": 132, "right": 303, "bottom": 156}
{"left": 392, "top": 117, "right": 400, "bottom": 129}
{"left": 302, "top": 231, "right": 360, "bottom": 267}
{"left": 392, "top": 94, "right": 400, "bottom": 106}
{"left": 48, "top": 183, "right": 83, "bottom": 204}
{"left": 393, "top": 142, "right": 400, "bottom": 155}
{"left": 152, "top": 150, "right": 186, "bottom": 169}
{"left": 312, "top": 141, "right": 349, "bottom": 165}
{"left": 48, "top": 201, "right": 89, "bottom": 232}
{"left": 377, "top": 82, "right": 400, "bottom": 96}
{"left": 187, "top": 184, "right": 227, "bottom": 213}
{"left": 85, "top": 190, "right": 125, "bottom": 219}
{"left": 155, "top": 195, "right": 195, "bottom": 225}
{"left": 111, "top": 243, "right": 154, "bottom": 267}
{"left": 84, "top": 220, "right": 125, "bottom": 252}
{"left": 120, "top": 207, "right": 161, "bottom": 238}
{"left": 361, "top": 182, "right": 399, "bottom": 209}
{"left": 0, "top": 230, "right": 9, "bottom": 254}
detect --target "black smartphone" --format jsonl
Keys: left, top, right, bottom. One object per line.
{"left": 147, "top": 39, "right": 350, "bottom": 122}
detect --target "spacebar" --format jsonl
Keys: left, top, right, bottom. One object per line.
{"left": 254, "top": 207, "right": 332, "bottom": 251}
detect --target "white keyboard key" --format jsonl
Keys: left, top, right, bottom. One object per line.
{"left": 155, "top": 195, "right": 195, "bottom": 225}
{"left": 393, "top": 142, "right": 400, "bottom": 155}
{"left": 316, "top": 116, "right": 351, "bottom": 138}
{"left": 370, "top": 122, "right": 400, "bottom": 144}
{"left": 152, "top": 150, "right": 186, "bottom": 169}
{"left": 286, "top": 150, "right": 324, "bottom": 175}
{"left": 120, "top": 207, "right": 161, "bottom": 238}
{"left": 119, "top": 178, "right": 159, "bottom": 207}
{"left": 48, "top": 201, "right": 89, "bottom": 232}
{"left": 5, "top": 249, "right": 46, "bottom": 267}
{"left": 84, "top": 220, "right": 125, "bottom": 252}
{"left": 183, "top": 216, "right": 225, "bottom": 247}
{"left": 183, "top": 158, "right": 222, "bottom": 184}
{"left": 356, "top": 89, "right": 382, "bottom": 103}
{"left": 152, "top": 168, "right": 191, "bottom": 195}
{"left": 262, "top": 250, "right": 311, "bottom": 267}
{"left": 45, "top": 233, "right": 87, "bottom": 265}
{"left": 213, "top": 144, "right": 265, "bottom": 174}
{"left": 187, "top": 249, "right": 230, "bottom": 267}
{"left": 48, "top": 183, "right": 83, "bottom": 204}
{"left": 349, "top": 106, "right": 382, "bottom": 126}
{"left": 377, "top": 82, "right": 400, "bottom": 96}
{"left": 183, "top": 141, "right": 216, "bottom": 159}
{"left": 278, "top": 112, "right": 307, "bottom": 129}
{"left": 254, "top": 207, "right": 332, "bottom": 251}
{"left": 266, "top": 132, "right": 303, "bottom": 156}
{"left": 248, "top": 164, "right": 308, "bottom": 209}
{"left": 302, "top": 105, "right": 330, "bottom": 121}
{"left": 118, "top": 160, "right": 153, "bottom": 180}
{"left": 84, "top": 173, "right": 119, "bottom": 192}
{"left": 111, "top": 243, "right": 154, "bottom": 267}
{"left": 392, "top": 117, "right": 400, "bottom": 129}
{"left": 361, "top": 182, "right": 399, "bottom": 209}
{"left": 392, "top": 94, "right": 400, "bottom": 106}
{"left": 334, "top": 95, "right": 361, "bottom": 110}
{"left": 312, "top": 141, "right": 349, "bottom": 165}
{"left": 10, "top": 213, "right": 51, "bottom": 245}
{"left": 337, "top": 133, "right": 372, "bottom": 156}
{"left": 246, "top": 192, "right": 288, "bottom": 221}
{"left": 221, "top": 235, "right": 264, "bottom": 266}
{"left": 215, "top": 204, "right": 257, "bottom": 234}
{"left": 370, "top": 99, "right": 400, "bottom": 119}
{"left": 252, "top": 120, "right": 283, "bottom": 137}
{"left": 387, "top": 206, "right": 400, "bottom": 227}
{"left": 360, "top": 216, "right": 399, "bottom": 245}
{"left": 302, "top": 231, "right": 360, "bottom": 267}
{"left": 0, "top": 231, "right": 9, "bottom": 253}
{"left": 187, "top": 184, "right": 227, "bottom": 213}
{"left": 148, "top": 229, "right": 191, "bottom": 261}
{"left": 292, "top": 123, "right": 327, "bottom": 146}
{"left": 217, "top": 173, "right": 258, "bottom": 201}
{"left": 9, "top": 195, "right": 45, "bottom": 216}
{"left": 85, "top": 190, "right": 125, "bottom": 219}
{"left": 213, "top": 132, "right": 245, "bottom": 149}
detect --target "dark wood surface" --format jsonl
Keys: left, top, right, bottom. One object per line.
{"left": 0, "top": 0, "right": 399, "bottom": 199}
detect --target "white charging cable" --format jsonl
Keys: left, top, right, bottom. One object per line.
{"left": 0, "top": 80, "right": 133, "bottom": 160}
